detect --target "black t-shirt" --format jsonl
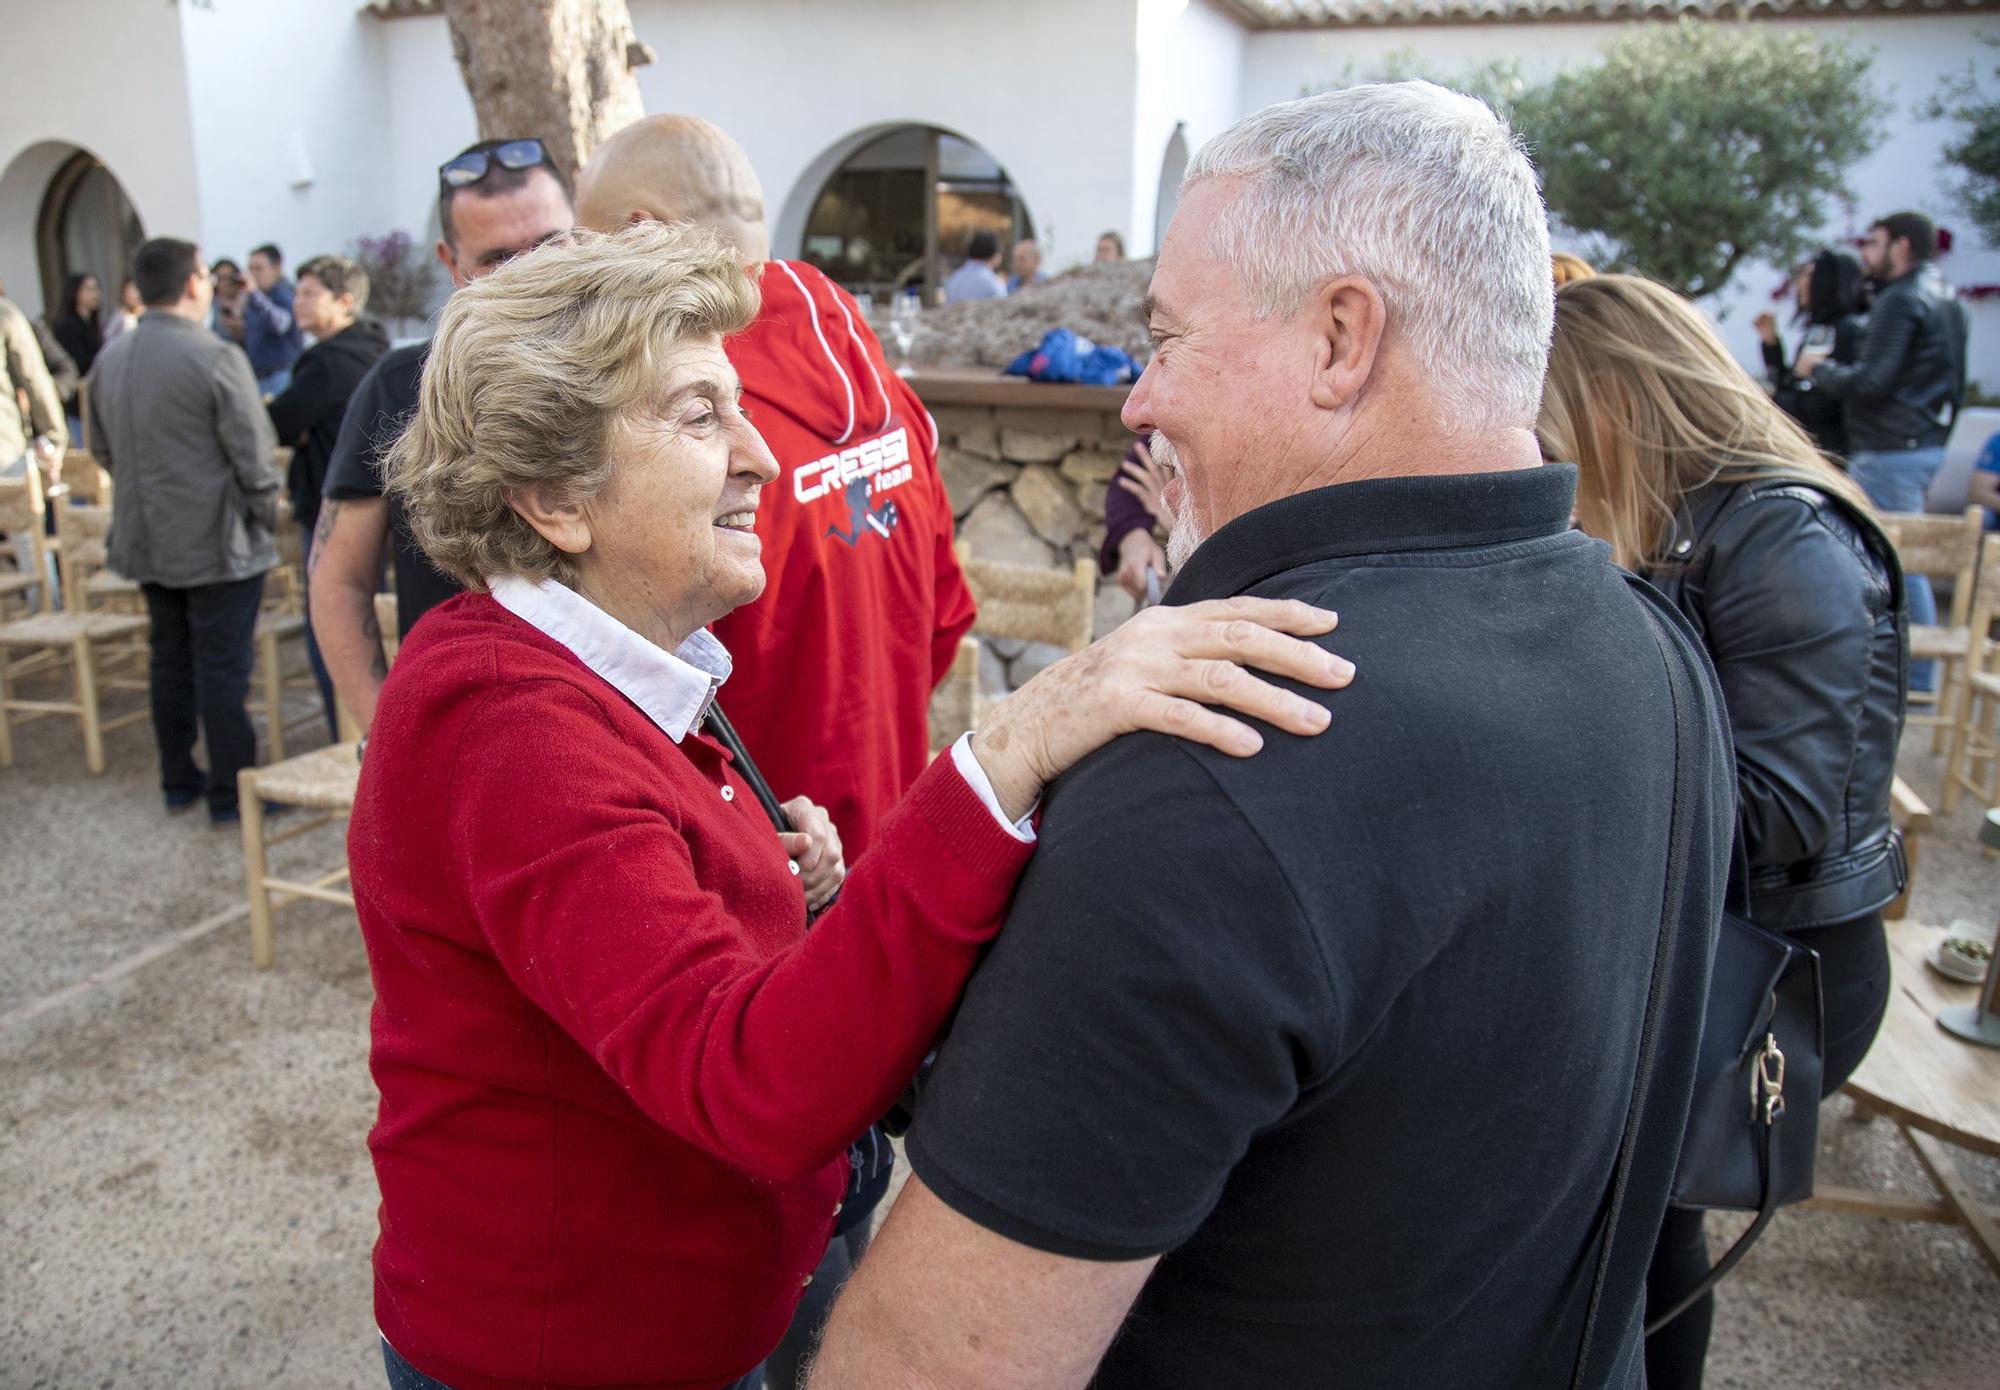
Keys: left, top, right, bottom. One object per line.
{"left": 320, "top": 342, "right": 461, "bottom": 636}
{"left": 906, "top": 465, "right": 1727, "bottom": 1390}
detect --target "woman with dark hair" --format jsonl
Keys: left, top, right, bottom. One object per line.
{"left": 1754, "top": 248, "right": 1868, "bottom": 461}
{"left": 51, "top": 273, "right": 102, "bottom": 428}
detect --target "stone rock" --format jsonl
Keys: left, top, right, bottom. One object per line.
{"left": 1104, "top": 413, "right": 1142, "bottom": 446}
{"left": 932, "top": 406, "right": 1001, "bottom": 459}
{"left": 1093, "top": 579, "right": 1137, "bottom": 639}
{"left": 1076, "top": 480, "right": 1107, "bottom": 521}
{"left": 999, "top": 428, "right": 1076, "bottom": 464}
{"left": 1007, "top": 641, "right": 1070, "bottom": 688}
{"left": 995, "top": 406, "right": 1101, "bottom": 438}
{"left": 937, "top": 447, "right": 1017, "bottom": 519}
{"left": 1059, "top": 449, "right": 1124, "bottom": 486}
{"left": 958, "top": 493, "right": 1058, "bottom": 570}
{"left": 1011, "top": 465, "right": 1085, "bottom": 547}
{"left": 913, "top": 259, "right": 1154, "bottom": 370}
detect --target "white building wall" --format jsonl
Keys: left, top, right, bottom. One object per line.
{"left": 177, "top": 0, "right": 395, "bottom": 274}
{"left": 626, "top": 0, "right": 1141, "bottom": 275}
{"left": 1132, "top": 0, "right": 1246, "bottom": 255}
{"left": 0, "top": 0, "right": 205, "bottom": 318}
{"left": 1242, "top": 17, "right": 2000, "bottom": 390}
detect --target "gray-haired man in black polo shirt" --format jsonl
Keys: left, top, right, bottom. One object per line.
{"left": 811, "top": 81, "right": 1736, "bottom": 1390}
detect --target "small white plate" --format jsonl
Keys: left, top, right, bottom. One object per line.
{"left": 1929, "top": 934, "right": 1993, "bottom": 985}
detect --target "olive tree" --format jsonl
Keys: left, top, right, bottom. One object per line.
{"left": 1927, "top": 34, "right": 2000, "bottom": 243}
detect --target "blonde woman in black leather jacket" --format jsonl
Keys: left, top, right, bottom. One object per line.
{"left": 1540, "top": 274, "right": 1907, "bottom": 1390}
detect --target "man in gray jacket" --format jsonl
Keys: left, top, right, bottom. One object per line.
{"left": 87, "top": 237, "right": 281, "bottom": 823}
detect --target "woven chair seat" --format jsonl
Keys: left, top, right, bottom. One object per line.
{"left": 0, "top": 571, "right": 37, "bottom": 596}
{"left": 252, "top": 741, "right": 362, "bottom": 811}
{"left": 1910, "top": 625, "right": 1971, "bottom": 661}
{"left": 84, "top": 570, "right": 139, "bottom": 596}
{"left": 0, "top": 610, "right": 148, "bottom": 646}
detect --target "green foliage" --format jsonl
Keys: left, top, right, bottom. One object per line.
{"left": 1310, "top": 19, "right": 1887, "bottom": 300}
{"left": 1926, "top": 33, "right": 2000, "bottom": 243}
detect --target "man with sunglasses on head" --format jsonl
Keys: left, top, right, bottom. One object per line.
{"left": 309, "top": 137, "right": 573, "bottom": 731}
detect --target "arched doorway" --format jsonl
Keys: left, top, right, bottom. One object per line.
{"left": 36, "top": 150, "right": 144, "bottom": 322}
{"left": 1153, "top": 125, "right": 1189, "bottom": 254}
{"left": 796, "top": 126, "right": 1034, "bottom": 302}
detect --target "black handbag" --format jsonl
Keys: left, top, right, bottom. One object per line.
{"left": 1647, "top": 877, "right": 1824, "bottom": 1334}
{"left": 705, "top": 705, "right": 894, "bottom": 1237}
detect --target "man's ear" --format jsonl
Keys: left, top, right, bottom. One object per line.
{"left": 507, "top": 485, "right": 593, "bottom": 558}
{"left": 1306, "top": 275, "right": 1387, "bottom": 413}
{"left": 435, "top": 239, "right": 461, "bottom": 287}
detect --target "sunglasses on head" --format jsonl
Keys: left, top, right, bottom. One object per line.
{"left": 439, "top": 138, "right": 550, "bottom": 190}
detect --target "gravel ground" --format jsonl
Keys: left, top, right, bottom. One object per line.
{"left": 1, "top": 660, "right": 1995, "bottom": 1388}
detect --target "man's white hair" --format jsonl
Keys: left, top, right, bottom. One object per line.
{"left": 1183, "top": 81, "right": 1553, "bottom": 430}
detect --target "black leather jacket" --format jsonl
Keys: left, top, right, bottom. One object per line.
{"left": 1648, "top": 479, "right": 1908, "bottom": 929}
{"left": 1813, "top": 264, "right": 1970, "bottom": 453}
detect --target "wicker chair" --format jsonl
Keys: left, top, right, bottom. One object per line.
{"left": 1941, "top": 534, "right": 2000, "bottom": 815}
{"left": 0, "top": 463, "right": 53, "bottom": 620}
{"left": 931, "top": 546, "right": 1098, "bottom": 751}
{"left": 237, "top": 742, "right": 364, "bottom": 968}
{"left": 1881, "top": 507, "right": 1983, "bottom": 754}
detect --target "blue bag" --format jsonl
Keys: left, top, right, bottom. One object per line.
{"left": 1004, "top": 328, "right": 1141, "bottom": 386}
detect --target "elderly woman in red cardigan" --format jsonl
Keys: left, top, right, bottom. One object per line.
{"left": 349, "top": 221, "right": 1352, "bottom": 1390}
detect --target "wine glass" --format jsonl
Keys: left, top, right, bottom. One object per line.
{"left": 889, "top": 291, "right": 920, "bottom": 376}
{"left": 1796, "top": 323, "right": 1835, "bottom": 391}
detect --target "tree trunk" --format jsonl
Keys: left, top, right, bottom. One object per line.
{"left": 441, "top": 0, "right": 654, "bottom": 182}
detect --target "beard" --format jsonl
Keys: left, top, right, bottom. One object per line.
{"left": 1151, "top": 432, "right": 1206, "bottom": 571}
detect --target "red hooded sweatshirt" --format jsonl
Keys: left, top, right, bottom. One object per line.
{"left": 715, "top": 261, "right": 975, "bottom": 858}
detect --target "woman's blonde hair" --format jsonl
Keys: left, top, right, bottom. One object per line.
{"left": 386, "top": 221, "right": 760, "bottom": 589}
{"left": 1549, "top": 251, "right": 1595, "bottom": 288}
{"left": 1538, "top": 274, "right": 1872, "bottom": 570}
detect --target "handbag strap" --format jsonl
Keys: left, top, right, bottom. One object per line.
{"left": 1571, "top": 579, "right": 1720, "bottom": 1389}
{"left": 1644, "top": 1122, "right": 1784, "bottom": 1336}
{"left": 707, "top": 703, "right": 839, "bottom": 923}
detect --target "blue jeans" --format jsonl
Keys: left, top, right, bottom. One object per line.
{"left": 256, "top": 368, "right": 292, "bottom": 397}
{"left": 299, "top": 522, "right": 338, "bottom": 739}
{"left": 1850, "top": 446, "right": 1945, "bottom": 692}
{"left": 382, "top": 1339, "right": 765, "bottom": 1390}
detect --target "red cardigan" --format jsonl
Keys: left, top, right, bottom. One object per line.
{"left": 349, "top": 595, "right": 1033, "bottom": 1390}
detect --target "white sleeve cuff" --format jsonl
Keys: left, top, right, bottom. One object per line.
{"left": 949, "top": 732, "right": 1038, "bottom": 843}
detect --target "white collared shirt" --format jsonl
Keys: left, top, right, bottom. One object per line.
{"left": 489, "top": 575, "right": 1034, "bottom": 842}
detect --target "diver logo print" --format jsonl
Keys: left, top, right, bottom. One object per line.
{"left": 793, "top": 426, "right": 915, "bottom": 548}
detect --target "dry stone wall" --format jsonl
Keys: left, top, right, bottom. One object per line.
{"left": 932, "top": 402, "right": 1142, "bottom": 695}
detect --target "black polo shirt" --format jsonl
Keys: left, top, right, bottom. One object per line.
{"left": 320, "top": 342, "right": 462, "bottom": 637}
{"left": 907, "top": 464, "right": 1723, "bottom": 1389}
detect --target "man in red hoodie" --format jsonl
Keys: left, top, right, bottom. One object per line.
{"left": 577, "top": 116, "right": 974, "bottom": 862}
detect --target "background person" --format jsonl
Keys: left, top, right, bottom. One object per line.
{"left": 1006, "top": 237, "right": 1046, "bottom": 293}
{"left": 99, "top": 277, "right": 141, "bottom": 346}
{"left": 52, "top": 271, "right": 102, "bottom": 438}
{"left": 943, "top": 230, "right": 1005, "bottom": 303}
{"left": 1798, "top": 211, "right": 1970, "bottom": 694}
{"left": 266, "top": 254, "right": 389, "bottom": 736}
{"left": 308, "top": 135, "right": 574, "bottom": 731}
{"left": 355, "top": 221, "right": 1351, "bottom": 1390}
{"left": 86, "top": 238, "right": 281, "bottom": 823}
{"left": 1540, "top": 273, "right": 1907, "bottom": 1390}
{"left": 209, "top": 258, "right": 248, "bottom": 343}
{"left": 1094, "top": 230, "right": 1125, "bottom": 262}
{"left": 241, "top": 242, "right": 304, "bottom": 395}
{"left": 1755, "top": 248, "right": 1867, "bottom": 462}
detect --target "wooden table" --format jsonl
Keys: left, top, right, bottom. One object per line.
{"left": 1802, "top": 919, "right": 2000, "bottom": 1277}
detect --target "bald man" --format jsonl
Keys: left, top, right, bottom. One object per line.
{"left": 579, "top": 117, "right": 975, "bottom": 863}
